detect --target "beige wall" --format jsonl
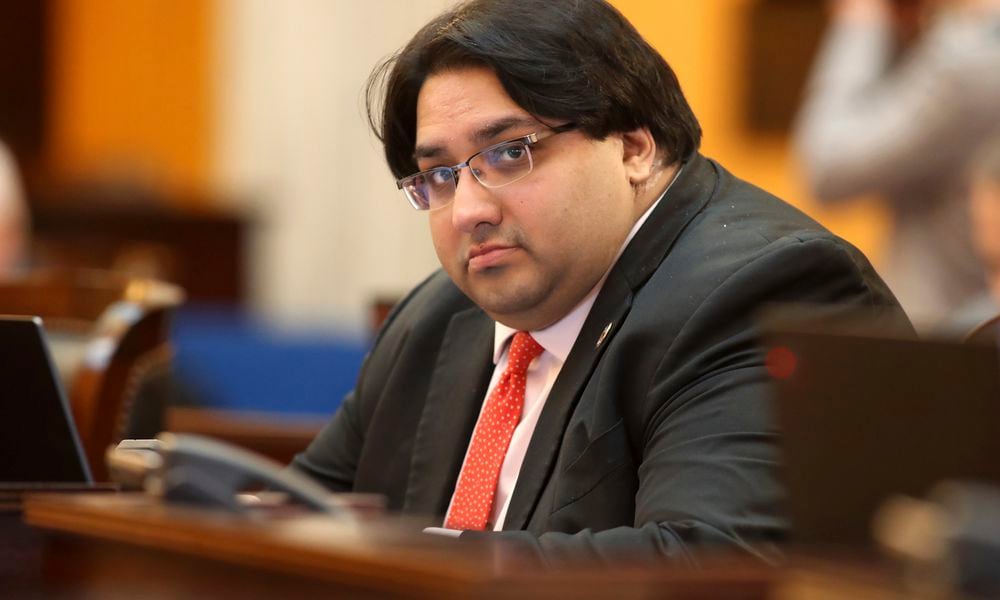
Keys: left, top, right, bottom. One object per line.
{"left": 211, "top": 0, "right": 452, "bottom": 333}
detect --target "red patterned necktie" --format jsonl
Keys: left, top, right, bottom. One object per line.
{"left": 444, "top": 331, "right": 544, "bottom": 531}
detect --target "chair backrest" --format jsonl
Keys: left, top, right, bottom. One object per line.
{"left": 0, "top": 269, "right": 184, "bottom": 480}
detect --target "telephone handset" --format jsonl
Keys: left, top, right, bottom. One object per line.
{"left": 107, "top": 433, "right": 343, "bottom": 515}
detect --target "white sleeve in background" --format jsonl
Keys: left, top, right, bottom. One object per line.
{"left": 794, "top": 12, "right": 1000, "bottom": 203}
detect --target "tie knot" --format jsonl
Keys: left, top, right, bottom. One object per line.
{"left": 508, "top": 331, "right": 543, "bottom": 376}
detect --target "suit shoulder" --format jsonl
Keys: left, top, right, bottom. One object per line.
{"left": 705, "top": 159, "right": 826, "bottom": 237}
{"left": 374, "top": 269, "right": 476, "bottom": 345}
{"left": 644, "top": 159, "right": 896, "bottom": 312}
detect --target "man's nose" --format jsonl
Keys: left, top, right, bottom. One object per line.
{"left": 450, "top": 169, "right": 502, "bottom": 233}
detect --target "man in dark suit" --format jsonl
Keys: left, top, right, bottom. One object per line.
{"left": 292, "top": 0, "right": 905, "bottom": 562}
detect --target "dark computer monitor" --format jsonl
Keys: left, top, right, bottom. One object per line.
{"left": 764, "top": 320, "right": 1000, "bottom": 547}
{"left": 0, "top": 315, "right": 92, "bottom": 485}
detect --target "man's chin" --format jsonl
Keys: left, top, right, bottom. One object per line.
{"left": 465, "top": 284, "right": 547, "bottom": 325}
{"left": 445, "top": 264, "right": 555, "bottom": 325}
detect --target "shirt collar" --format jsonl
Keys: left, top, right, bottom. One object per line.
{"left": 492, "top": 166, "right": 682, "bottom": 363}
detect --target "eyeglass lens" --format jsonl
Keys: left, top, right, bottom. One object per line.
{"left": 403, "top": 140, "right": 534, "bottom": 210}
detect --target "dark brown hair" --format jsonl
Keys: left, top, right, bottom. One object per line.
{"left": 366, "top": 0, "right": 702, "bottom": 179}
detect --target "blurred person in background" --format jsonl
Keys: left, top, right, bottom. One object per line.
{"left": 0, "top": 140, "right": 28, "bottom": 274}
{"left": 952, "top": 137, "right": 1000, "bottom": 332}
{"left": 795, "top": 0, "right": 1000, "bottom": 326}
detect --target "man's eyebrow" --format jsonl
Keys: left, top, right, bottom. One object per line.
{"left": 412, "top": 143, "right": 445, "bottom": 162}
{"left": 471, "top": 116, "right": 538, "bottom": 146}
{"left": 412, "top": 116, "right": 539, "bottom": 163}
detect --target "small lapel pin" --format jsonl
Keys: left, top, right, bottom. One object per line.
{"left": 596, "top": 321, "right": 613, "bottom": 349}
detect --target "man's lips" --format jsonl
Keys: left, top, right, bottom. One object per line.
{"left": 468, "top": 244, "right": 518, "bottom": 271}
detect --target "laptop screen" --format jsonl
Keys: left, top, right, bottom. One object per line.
{"left": 0, "top": 316, "right": 92, "bottom": 484}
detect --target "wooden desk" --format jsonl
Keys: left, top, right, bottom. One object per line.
{"left": 17, "top": 493, "right": 944, "bottom": 599}
{"left": 20, "top": 493, "right": 781, "bottom": 599}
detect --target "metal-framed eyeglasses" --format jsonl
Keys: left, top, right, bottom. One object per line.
{"left": 396, "top": 123, "right": 577, "bottom": 211}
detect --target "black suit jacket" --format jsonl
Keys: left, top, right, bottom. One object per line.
{"left": 292, "top": 155, "right": 904, "bottom": 563}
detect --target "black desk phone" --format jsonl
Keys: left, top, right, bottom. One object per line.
{"left": 107, "top": 433, "right": 343, "bottom": 515}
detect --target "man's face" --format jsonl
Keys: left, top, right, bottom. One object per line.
{"left": 414, "top": 67, "right": 641, "bottom": 331}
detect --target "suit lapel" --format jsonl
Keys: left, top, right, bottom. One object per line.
{"left": 403, "top": 307, "right": 494, "bottom": 517}
{"left": 502, "top": 272, "right": 634, "bottom": 530}
{"left": 502, "top": 154, "right": 719, "bottom": 530}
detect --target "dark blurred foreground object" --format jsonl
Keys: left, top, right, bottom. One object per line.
{"left": 875, "top": 481, "right": 1000, "bottom": 598}
{"left": 0, "top": 269, "right": 184, "bottom": 480}
{"left": 761, "top": 310, "right": 1000, "bottom": 547}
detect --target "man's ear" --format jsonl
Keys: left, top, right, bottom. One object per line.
{"left": 620, "top": 127, "right": 657, "bottom": 186}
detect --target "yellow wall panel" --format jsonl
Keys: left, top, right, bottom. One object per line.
{"left": 48, "top": 0, "right": 210, "bottom": 200}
